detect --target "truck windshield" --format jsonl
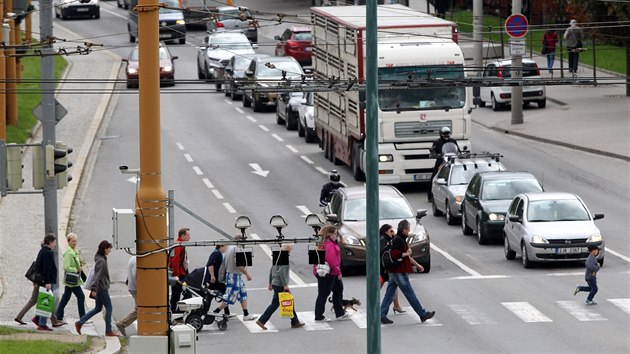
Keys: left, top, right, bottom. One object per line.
{"left": 378, "top": 65, "right": 466, "bottom": 111}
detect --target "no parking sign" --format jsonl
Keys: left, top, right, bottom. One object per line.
{"left": 505, "top": 14, "right": 528, "bottom": 38}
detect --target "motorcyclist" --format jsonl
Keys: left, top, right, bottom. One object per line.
{"left": 428, "top": 127, "right": 459, "bottom": 202}
{"left": 319, "top": 170, "right": 343, "bottom": 206}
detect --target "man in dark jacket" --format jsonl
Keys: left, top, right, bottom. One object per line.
{"left": 35, "top": 234, "right": 62, "bottom": 331}
{"left": 574, "top": 245, "right": 601, "bottom": 305}
{"left": 380, "top": 220, "right": 435, "bottom": 325}
{"left": 428, "top": 127, "right": 459, "bottom": 202}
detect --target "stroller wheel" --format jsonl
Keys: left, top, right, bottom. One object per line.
{"left": 185, "top": 314, "right": 204, "bottom": 332}
{"left": 217, "top": 319, "right": 228, "bottom": 331}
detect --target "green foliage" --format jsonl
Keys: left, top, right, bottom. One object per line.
{"left": 0, "top": 326, "right": 31, "bottom": 335}
{"left": 0, "top": 339, "right": 91, "bottom": 354}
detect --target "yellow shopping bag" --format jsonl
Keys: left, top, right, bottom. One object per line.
{"left": 278, "top": 292, "right": 294, "bottom": 318}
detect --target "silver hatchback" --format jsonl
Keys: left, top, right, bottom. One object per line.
{"left": 206, "top": 6, "right": 257, "bottom": 44}
{"left": 503, "top": 192, "right": 605, "bottom": 268}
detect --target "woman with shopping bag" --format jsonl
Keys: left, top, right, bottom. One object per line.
{"left": 56, "top": 233, "right": 86, "bottom": 322}
{"left": 256, "top": 244, "right": 304, "bottom": 330}
{"left": 31, "top": 234, "right": 65, "bottom": 330}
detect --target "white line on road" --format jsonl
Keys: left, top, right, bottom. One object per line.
{"left": 448, "top": 304, "right": 497, "bottom": 325}
{"left": 604, "top": 247, "right": 630, "bottom": 263}
{"left": 248, "top": 283, "right": 318, "bottom": 291}
{"left": 315, "top": 166, "right": 329, "bottom": 175}
{"left": 211, "top": 190, "right": 224, "bottom": 199}
{"left": 296, "top": 205, "right": 312, "bottom": 217}
{"left": 349, "top": 309, "right": 368, "bottom": 329}
{"left": 239, "top": 315, "right": 278, "bottom": 333}
{"left": 450, "top": 275, "right": 510, "bottom": 280}
{"left": 176, "top": 142, "right": 185, "bottom": 150}
{"left": 301, "top": 156, "right": 314, "bottom": 164}
{"left": 184, "top": 153, "right": 193, "bottom": 163}
{"left": 246, "top": 116, "right": 256, "bottom": 122}
{"left": 259, "top": 125, "right": 269, "bottom": 132}
{"left": 192, "top": 166, "right": 203, "bottom": 175}
{"left": 251, "top": 233, "right": 306, "bottom": 286}
{"left": 502, "top": 302, "right": 552, "bottom": 323}
{"left": 402, "top": 307, "right": 443, "bottom": 326}
{"left": 224, "top": 100, "right": 233, "bottom": 105}
{"left": 286, "top": 145, "right": 298, "bottom": 153}
{"left": 296, "top": 311, "right": 333, "bottom": 331}
{"left": 223, "top": 203, "right": 236, "bottom": 214}
{"left": 608, "top": 299, "right": 630, "bottom": 314}
{"left": 545, "top": 272, "right": 583, "bottom": 277}
{"left": 556, "top": 301, "right": 607, "bottom": 321}
{"left": 271, "top": 134, "right": 284, "bottom": 142}
{"left": 202, "top": 178, "right": 214, "bottom": 189}
{"left": 431, "top": 243, "right": 482, "bottom": 277}
{"left": 235, "top": 107, "right": 244, "bottom": 114}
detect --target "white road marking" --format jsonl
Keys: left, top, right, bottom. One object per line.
{"left": 401, "top": 307, "right": 443, "bottom": 326}
{"left": 224, "top": 99, "right": 232, "bottom": 105}
{"left": 608, "top": 299, "right": 630, "bottom": 314}
{"left": 246, "top": 116, "right": 256, "bottom": 122}
{"left": 349, "top": 309, "right": 367, "bottom": 329}
{"left": 271, "top": 134, "right": 284, "bottom": 142}
{"left": 100, "top": 7, "right": 128, "bottom": 20}
{"left": 502, "top": 302, "right": 552, "bottom": 323}
{"left": 604, "top": 247, "right": 630, "bottom": 263}
{"left": 212, "top": 190, "right": 224, "bottom": 199}
{"left": 248, "top": 283, "right": 317, "bottom": 291}
{"left": 184, "top": 153, "right": 193, "bottom": 162}
{"left": 202, "top": 178, "right": 214, "bottom": 189}
{"left": 192, "top": 166, "right": 203, "bottom": 175}
{"left": 223, "top": 203, "right": 236, "bottom": 214}
{"left": 176, "top": 142, "right": 185, "bottom": 150}
{"left": 235, "top": 107, "right": 244, "bottom": 114}
{"left": 315, "top": 166, "right": 329, "bottom": 175}
{"left": 431, "top": 243, "right": 482, "bottom": 277}
{"left": 450, "top": 275, "right": 510, "bottom": 280}
{"left": 239, "top": 315, "right": 278, "bottom": 333}
{"left": 545, "top": 272, "right": 583, "bottom": 277}
{"left": 250, "top": 233, "right": 306, "bottom": 286}
{"left": 295, "top": 205, "right": 312, "bottom": 217}
{"left": 127, "top": 176, "right": 138, "bottom": 184}
{"left": 286, "top": 145, "right": 298, "bottom": 153}
{"left": 259, "top": 125, "right": 269, "bottom": 132}
{"left": 448, "top": 304, "right": 497, "bottom": 325}
{"left": 556, "top": 301, "right": 607, "bottom": 321}
{"left": 296, "top": 311, "right": 334, "bottom": 331}
{"left": 300, "top": 156, "right": 314, "bottom": 164}
{"left": 249, "top": 163, "right": 270, "bottom": 177}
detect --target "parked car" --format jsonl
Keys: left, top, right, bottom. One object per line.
{"left": 432, "top": 153, "right": 505, "bottom": 225}
{"left": 323, "top": 185, "right": 431, "bottom": 272}
{"left": 298, "top": 92, "right": 317, "bottom": 143}
{"left": 206, "top": 6, "right": 257, "bottom": 43}
{"left": 503, "top": 192, "right": 605, "bottom": 268}
{"left": 128, "top": 0, "right": 186, "bottom": 44}
{"left": 197, "top": 32, "right": 255, "bottom": 90}
{"left": 461, "top": 171, "right": 544, "bottom": 244}
{"left": 224, "top": 54, "right": 269, "bottom": 100}
{"left": 55, "top": 0, "right": 100, "bottom": 20}
{"left": 122, "top": 42, "right": 177, "bottom": 88}
{"left": 479, "top": 58, "right": 546, "bottom": 111}
{"left": 242, "top": 56, "right": 305, "bottom": 112}
{"left": 276, "top": 92, "right": 303, "bottom": 130}
{"left": 274, "top": 26, "right": 312, "bottom": 66}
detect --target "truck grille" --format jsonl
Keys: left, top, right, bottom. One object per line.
{"left": 394, "top": 120, "right": 452, "bottom": 139}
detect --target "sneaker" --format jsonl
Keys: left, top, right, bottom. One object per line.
{"left": 380, "top": 317, "right": 393, "bottom": 324}
{"left": 585, "top": 300, "right": 598, "bottom": 306}
{"left": 573, "top": 285, "right": 580, "bottom": 296}
{"left": 255, "top": 320, "right": 267, "bottom": 330}
{"left": 37, "top": 325, "right": 53, "bottom": 331}
{"left": 336, "top": 313, "right": 352, "bottom": 321}
{"left": 116, "top": 323, "right": 127, "bottom": 337}
{"left": 420, "top": 311, "right": 435, "bottom": 323}
{"left": 291, "top": 322, "right": 305, "bottom": 328}
{"left": 242, "top": 314, "right": 257, "bottom": 321}
{"left": 314, "top": 317, "right": 331, "bottom": 323}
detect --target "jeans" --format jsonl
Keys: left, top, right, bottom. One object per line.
{"left": 546, "top": 53, "right": 555, "bottom": 71}
{"left": 78, "top": 290, "right": 113, "bottom": 333}
{"left": 56, "top": 285, "right": 86, "bottom": 321}
{"left": 578, "top": 278, "right": 598, "bottom": 301}
{"left": 568, "top": 48, "right": 580, "bottom": 73}
{"left": 170, "top": 275, "right": 186, "bottom": 313}
{"left": 258, "top": 285, "right": 299, "bottom": 325}
{"left": 314, "top": 275, "right": 344, "bottom": 319}
{"left": 381, "top": 272, "right": 427, "bottom": 318}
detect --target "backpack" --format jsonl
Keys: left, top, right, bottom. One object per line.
{"left": 381, "top": 237, "right": 402, "bottom": 269}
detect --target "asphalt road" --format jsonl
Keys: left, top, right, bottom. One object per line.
{"left": 60, "top": 2, "right": 630, "bottom": 353}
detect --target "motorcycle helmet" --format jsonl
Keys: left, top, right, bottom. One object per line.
{"left": 439, "top": 126, "right": 451, "bottom": 139}
{"left": 329, "top": 169, "right": 341, "bottom": 183}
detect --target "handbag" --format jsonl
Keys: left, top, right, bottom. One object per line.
{"left": 278, "top": 292, "right": 294, "bottom": 318}
{"left": 25, "top": 261, "right": 41, "bottom": 284}
{"left": 83, "top": 268, "right": 95, "bottom": 290}
{"left": 316, "top": 262, "right": 330, "bottom": 277}
{"left": 35, "top": 287, "right": 55, "bottom": 318}
{"left": 64, "top": 272, "right": 81, "bottom": 286}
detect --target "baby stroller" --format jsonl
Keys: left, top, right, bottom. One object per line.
{"left": 172, "top": 267, "right": 229, "bottom": 332}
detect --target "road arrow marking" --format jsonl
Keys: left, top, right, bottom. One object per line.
{"left": 249, "top": 163, "right": 269, "bottom": 177}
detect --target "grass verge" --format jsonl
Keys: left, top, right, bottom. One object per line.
{"left": 0, "top": 325, "right": 92, "bottom": 354}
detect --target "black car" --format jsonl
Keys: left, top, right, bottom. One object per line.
{"left": 224, "top": 54, "right": 269, "bottom": 100}
{"left": 461, "top": 171, "right": 543, "bottom": 244}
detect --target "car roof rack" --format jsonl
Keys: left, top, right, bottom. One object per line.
{"left": 447, "top": 152, "right": 503, "bottom": 164}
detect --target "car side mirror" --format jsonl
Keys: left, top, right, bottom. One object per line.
{"left": 508, "top": 215, "right": 521, "bottom": 222}
{"left": 171, "top": 56, "right": 178, "bottom": 60}
{"left": 593, "top": 213, "right": 604, "bottom": 220}
{"left": 121, "top": 58, "right": 128, "bottom": 62}
{"left": 436, "top": 178, "right": 447, "bottom": 185}
{"left": 274, "top": 35, "right": 280, "bottom": 40}
{"left": 416, "top": 209, "right": 428, "bottom": 219}
{"left": 326, "top": 213, "right": 339, "bottom": 224}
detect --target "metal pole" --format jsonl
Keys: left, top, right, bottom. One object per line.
{"left": 168, "top": 189, "right": 174, "bottom": 247}
{"left": 472, "top": 0, "right": 482, "bottom": 100}
{"left": 510, "top": 0, "right": 523, "bottom": 125}
{"left": 592, "top": 34, "right": 597, "bottom": 87}
{"left": 365, "top": 0, "right": 380, "bottom": 353}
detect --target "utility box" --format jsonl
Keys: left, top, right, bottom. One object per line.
{"left": 129, "top": 335, "right": 168, "bottom": 354}
{"left": 170, "top": 324, "right": 196, "bottom": 354}
{"left": 112, "top": 208, "right": 135, "bottom": 249}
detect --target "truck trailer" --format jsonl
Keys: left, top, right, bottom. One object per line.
{"left": 312, "top": 4, "right": 472, "bottom": 184}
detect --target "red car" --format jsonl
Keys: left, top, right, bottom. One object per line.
{"left": 122, "top": 42, "right": 178, "bottom": 88}
{"left": 274, "top": 26, "right": 312, "bottom": 66}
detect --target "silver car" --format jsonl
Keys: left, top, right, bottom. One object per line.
{"left": 503, "top": 192, "right": 605, "bottom": 268}
{"left": 431, "top": 154, "right": 505, "bottom": 225}
{"left": 196, "top": 32, "right": 255, "bottom": 91}
{"left": 276, "top": 92, "right": 303, "bottom": 130}
{"left": 206, "top": 6, "right": 257, "bottom": 44}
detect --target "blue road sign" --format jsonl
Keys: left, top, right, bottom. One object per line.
{"left": 505, "top": 14, "right": 528, "bottom": 38}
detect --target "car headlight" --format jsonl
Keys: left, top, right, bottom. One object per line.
{"left": 379, "top": 154, "right": 393, "bottom": 162}
{"left": 454, "top": 195, "right": 463, "bottom": 204}
{"left": 530, "top": 235, "right": 549, "bottom": 244}
{"left": 586, "top": 234, "right": 602, "bottom": 243}
{"left": 176, "top": 20, "right": 186, "bottom": 25}
{"left": 162, "top": 66, "right": 173, "bottom": 72}
{"left": 488, "top": 213, "right": 505, "bottom": 221}
{"left": 409, "top": 231, "right": 427, "bottom": 243}
{"left": 128, "top": 68, "right": 138, "bottom": 74}
{"left": 342, "top": 234, "right": 361, "bottom": 245}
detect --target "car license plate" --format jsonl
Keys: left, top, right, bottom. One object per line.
{"left": 159, "top": 34, "right": 171, "bottom": 38}
{"left": 555, "top": 247, "right": 583, "bottom": 254}
{"left": 77, "top": 8, "right": 89, "bottom": 12}
{"left": 413, "top": 173, "right": 433, "bottom": 181}
{"left": 305, "top": 47, "right": 312, "bottom": 51}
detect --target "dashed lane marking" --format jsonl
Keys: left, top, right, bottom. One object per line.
{"left": 212, "top": 190, "right": 224, "bottom": 199}
{"left": 192, "top": 166, "right": 203, "bottom": 175}
{"left": 224, "top": 99, "right": 232, "bottom": 105}
{"left": 431, "top": 243, "right": 482, "bottom": 277}
{"left": 502, "top": 302, "right": 552, "bottom": 323}
{"left": 315, "top": 166, "right": 328, "bottom": 175}
{"left": 286, "top": 145, "right": 298, "bottom": 153}
{"left": 271, "top": 134, "right": 284, "bottom": 142}
{"left": 235, "top": 107, "right": 244, "bottom": 114}
{"left": 604, "top": 247, "right": 630, "bottom": 263}
{"left": 246, "top": 116, "right": 256, "bottom": 123}
{"left": 223, "top": 203, "right": 236, "bottom": 214}
{"left": 300, "top": 156, "right": 314, "bottom": 164}
{"left": 202, "top": 178, "right": 214, "bottom": 189}
{"left": 259, "top": 125, "right": 269, "bottom": 132}
{"left": 184, "top": 153, "right": 193, "bottom": 162}
{"left": 295, "top": 205, "right": 312, "bottom": 217}
{"left": 176, "top": 142, "right": 185, "bottom": 150}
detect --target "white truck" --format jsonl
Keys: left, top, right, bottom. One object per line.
{"left": 312, "top": 4, "right": 472, "bottom": 183}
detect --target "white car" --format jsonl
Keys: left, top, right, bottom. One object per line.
{"left": 503, "top": 192, "right": 605, "bottom": 268}
{"left": 55, "top": 0, "right": 99, "bottom": 20}
{"left": 298, "top": 92, "right": 317, "bottom": 143}
{"left": 479, "top": 58, "right": 546, "bottom": 111}
{"left": 197, "top": 32, "right": 255, "bottom": 90}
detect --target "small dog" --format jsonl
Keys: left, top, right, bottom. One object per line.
{"left": 328, "top": 297, "right": 361, "bottom": 312}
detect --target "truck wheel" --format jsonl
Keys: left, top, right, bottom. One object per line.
{"left": 323, "top": 133, "right": 330, "bottom": 160}
{"left": 306, "top": 128, "right": 317, "bottom": 143}
{"left": 352, "top": 141, "right": 365, "bottom": 181}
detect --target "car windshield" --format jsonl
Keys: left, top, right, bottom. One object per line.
{"left": 343, "top": 197, "right": 414, "bottom": 221}
{"left": 527, "top": 199, "right": 590, "bottom": 222}
{"left": 378, "top": 65, "right": 466, "bottom": 111}
{"left": 292, "top": 31, "right": 312, "bottom": 41}
{"left": 160, "top": 0, "right": 180, "bottom": 13}
{"left": 233, "top": 56, "right": 254, "bottom": 70}
{"left": 218, "top": 9, "right": 251, "bottom": 21}
{"left": 209, "top": 36, "right": 251, "bottom": 50}
{"left": 450, "top": 163, "right": 504, "bottom": 185}
{"left": 130, "top": 47, "right": 169, "bottom": 61}
{"left": 257, "top": 61, "right": 302, "bottom": 77}
{"left": 481, "top": 179, "right": 542, "bottom": 201}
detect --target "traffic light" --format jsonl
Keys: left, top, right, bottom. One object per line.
{"left": 54, "top": 142, "right": 73, "bottom": 189}
{"left": 40, "top": 142, "right": 73, "bottom": 189}
{"left": 32, "top": 145, "right": 44, "bottom": 190}
{"left": 6, "top": 144, "right": 24, "bottom": 191}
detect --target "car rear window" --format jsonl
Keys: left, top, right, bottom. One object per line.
{"left": 292, "top": 32, "right": 312, "bottom": 41}
{"left": 527, "top": 199, "right": 590, "bottom": 222}
{"left": 481, "top": 179, "right": 542, "bottom": 201}
{"left": 499, "top": 63, "right": 539, "bottom": 78}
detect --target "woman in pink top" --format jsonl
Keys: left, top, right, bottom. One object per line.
{"left": 313, "top": 225, "right": 351, "bottom": 322}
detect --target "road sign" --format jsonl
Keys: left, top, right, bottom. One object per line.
{"left": 33, "top": 100, "right": 68, "bottom": 124}
{"left": 510, "top": 38, "right": 526, "bottom": 56}
{"left": 505, "top": 14, "right": 528, "bottom": 38}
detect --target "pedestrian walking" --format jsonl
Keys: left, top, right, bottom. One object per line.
{"left": 169, "top": 228, "right": 190, "bottom": 313}
{"left": 313, "top": 225, "right": 351, "bottom": 322}
{"left": 115, "top": 256, "right": 137, "bottom": 336}
{"left": 256, "top": 244, "right": 305, "bottom": 330}
{"left": 563, "top": 19, "right": 583, "bottom": 75}
{"left": 379, "top": 224, "right": 405, "bottom": 314}
{"left": 212, "top": 236, "right": 256, "bottom": 320}
{"left": 574, "top": 245, "right": 601, "bottom": 305}
{"left": 15, "top": 234, "right": 65, "bottom": 329}
{"left": 75, "top": 240, "right": 118, "bottom": 337}
{"left": 542, "top": 28, "right": 558, "bottom": 74}
{"left": 380, "top": 220, "right": 435, "bottom": 325}
{"left": 56, "top": 233, "right": 86, "bottom": 323}
{"left": 205, "top": 245, "right": 231, "bottom": 317}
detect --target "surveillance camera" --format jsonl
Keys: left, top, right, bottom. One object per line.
{"left": 119, "top": 165, "right": 128, "bottom": 171}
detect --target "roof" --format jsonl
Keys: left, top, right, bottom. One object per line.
{"left": 450, "top": 157, "right": 503, "bottom": 167}
{"left": 288, "top": 26, "right": 311, "bottom": 32}
{"left": 254, "top": 56, "right": 299, "bottom": 63}
{"left": 522, "top": 192, "right": 579, "bottom": 201}
{"left": 340, "top": 185, "right": 401, "bottom": 199}
{"left": 476, "top": 171, "right": 537, "bottom": 180}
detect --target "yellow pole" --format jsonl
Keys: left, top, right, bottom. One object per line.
{"left": 136, "top": 0, "right": 168, "bottom": 336}
{"left": 0, "top": 2, "right": 5, "bottom": 140}
{"left": 25, "top": 0, "right": 32, "bottom": 43}
{"left": 226, "top": 0, "right": 232, "bottom": 5}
